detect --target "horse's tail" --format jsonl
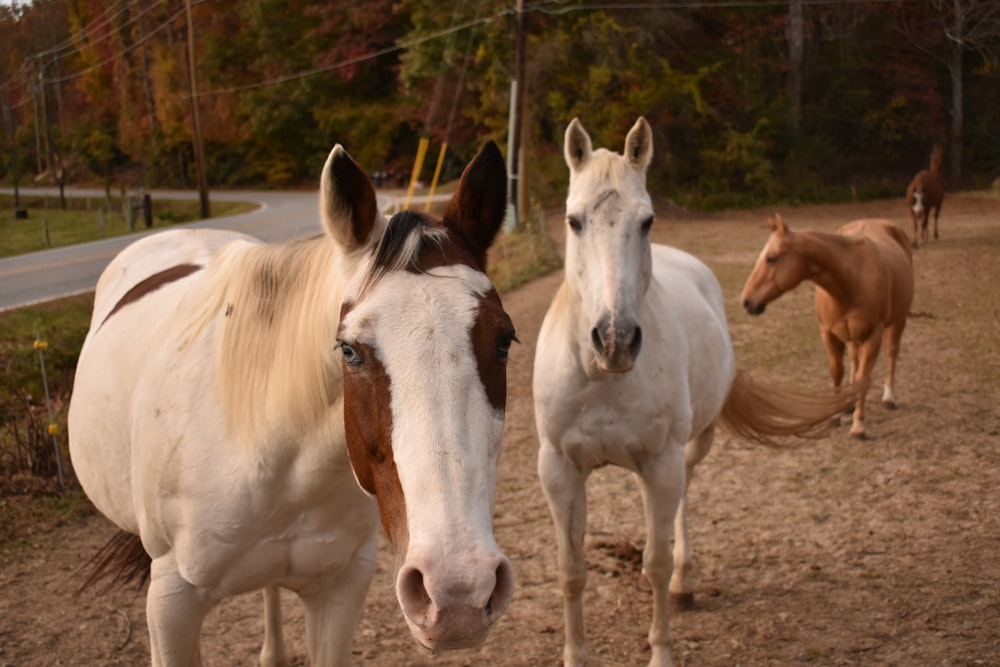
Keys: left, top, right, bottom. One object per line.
{"left": 718, "top": 368, "right": 859, "bottom": 448}
{"left": 75, "top": 529, "right": 151, "bottom": 598}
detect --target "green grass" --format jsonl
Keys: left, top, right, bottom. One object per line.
{"left": 0, "top": 194, "right": 257, "bottom": 258}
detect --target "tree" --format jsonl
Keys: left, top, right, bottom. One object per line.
{"left": 899, "top": 0, "right": 1000, "bottom": 183}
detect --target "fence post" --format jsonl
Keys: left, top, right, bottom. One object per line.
{"left": 43, "top": 218, "right": 50, "bottom": 248}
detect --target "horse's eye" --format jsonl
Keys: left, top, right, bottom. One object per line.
{"left": 567, "top": 216, "right": 582, "bottom": 233}
{"left": 336, "top": 340, "right": 363, "bottom": 367}
{"left": 640, "top": 216, "right": 654, "bottom": 233}
{"left": 498, "top": 332, "right": 519, "bottom": 363}
{"left": 765, "top": 254, "right": 779, "bottom": 265}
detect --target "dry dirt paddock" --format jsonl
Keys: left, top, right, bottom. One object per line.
{"left": 1, "top": 193, "right": 998, "bottom": 666}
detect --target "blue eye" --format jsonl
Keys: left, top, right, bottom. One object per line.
{"left": 336, "top": 341, "right": 363, "bottom": 367}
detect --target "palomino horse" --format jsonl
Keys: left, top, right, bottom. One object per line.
{"left": 905, "top": 144, "right": 944, "bottom": 247}
{"left": 533, "top": 118, "right": 857, "bottom": 667}
{"left": 68, "top": 142, "right": 516, "bottom": 666}
{"left": 740, "top": 214, "right": 914, "bottom": 439}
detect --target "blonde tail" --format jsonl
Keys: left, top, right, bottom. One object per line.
{"left": 719, "top": 368, "right": 859, "bottom": 448}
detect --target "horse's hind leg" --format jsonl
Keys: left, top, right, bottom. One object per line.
{"left": 260, "top": 586, "right": 287, "bottom": 667}
{"left": 669, "top": 425, "right": 715, "bottom": 611}
{"left": 881, "top": 322, "right": 906, "bottom": 409}
{"left": 538, "top": 443, "right": 590, "bottom": 667}
{"left": 849, "top": 335, "right": 882, "bottom": 439}
{"left": 637, "top": 444, "right": 687, "bottom": 667}
{"left": 147, "top": 555, "right": 215, "bottom": 667}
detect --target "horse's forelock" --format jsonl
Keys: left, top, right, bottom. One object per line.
{"left": 570, "top": 149, "right": 644, "bottom": 207}
{"left": 358, "top": 211, "right": 448, "bottom": 297}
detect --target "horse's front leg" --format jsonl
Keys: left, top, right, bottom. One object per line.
{"left": 820, "top": 329, "right": 850, "bottom": 423}
{"left": 147, "top": 554, "right": 216, "bottom": 667}
{"left": 297, "top": 538, "right": 377, "bottom": 666}
{"left": 538, "top": 442, "right": 590, "bottom": 667}
{"left": 637, "top": 444, "right": 687, "bottom": 667}
{"left": 260, "top": 586, "right": 287, "bottom": 667}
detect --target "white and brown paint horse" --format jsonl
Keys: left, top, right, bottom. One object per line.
{"left": 533, "top": 118, "right": 857, "bottom": 667}
{"left": 905, "top": 144, "right": 944, "bottom": 247}
{"left": 741, "top": 214, "right": 914, "bottom": 439}
{"left": 68, "top": 142, "right": 516, "bottom": 666}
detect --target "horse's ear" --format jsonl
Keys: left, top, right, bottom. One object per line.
{"left": 769, "top": 213, "right": 788, "bottom": 236}
{"left": 442, "top": 140, "right": 508, "bottom": 270}
{"left": 320, "top": 145, "right": 379, "bottom": 252}
{"left": 564, "top": 118, "right": 592, "bottom": 172}
{"left": 624, "top": 117, "right": 653, "bottom": 172}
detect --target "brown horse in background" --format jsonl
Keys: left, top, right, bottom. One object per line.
{"left": 740, "top": 215, "right": 914, "bottom": 439}
{"left": 906, "top": 145, "right": 944, "bottom": 247}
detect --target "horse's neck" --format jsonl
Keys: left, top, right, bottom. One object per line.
{"left": 795, "top": 232, "right": 862, "bottom": 303}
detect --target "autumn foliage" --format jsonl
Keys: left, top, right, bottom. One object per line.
{"left": 1, "top": 0, "right": 998, "bottom": 208}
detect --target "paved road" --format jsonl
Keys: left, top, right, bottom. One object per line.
{"left": 0, "top": 187, "right": 411, "bottom": 311}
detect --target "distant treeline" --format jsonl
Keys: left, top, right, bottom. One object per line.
{"left": 1, "top": 0, "right": 998, "bottom": 209}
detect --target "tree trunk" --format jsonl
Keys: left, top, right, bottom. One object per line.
{"left": 948, "top": 19, "right": 963, "bottom": 184}
{"left": 787, "top": 0, "right": 804, "bottom": 136}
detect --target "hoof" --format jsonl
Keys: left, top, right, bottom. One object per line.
{"left": 669, "top": 591, "right": 695, "bottom": 613}
{"left": 882, "top": 399, "right": 897, "bottom": 410}
{"left": 849, "top": 430, "right": 868, "bottom": 441}
{"left": 911, "top": 241, "right": 919, "bottom": 249}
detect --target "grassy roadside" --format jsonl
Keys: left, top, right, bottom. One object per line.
{"left": 0, "top": 194, "right": 257, "bottom": 258}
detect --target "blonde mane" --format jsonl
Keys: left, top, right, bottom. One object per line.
{"left": 180, "top": 212, "right": 452, "bottom": 452}
{"left": 180, "top": 236, "right": 348, "bottom": 450}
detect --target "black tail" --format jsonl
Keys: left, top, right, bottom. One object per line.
{"left": 75, "top": 529, "right": 151, "bottom": 598}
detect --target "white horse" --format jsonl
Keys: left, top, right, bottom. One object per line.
{"left": 68, "top": 141, "right": 516, "bottom": 666}
{"left": 533, "top": 118, "right": 857, "bottom": 667}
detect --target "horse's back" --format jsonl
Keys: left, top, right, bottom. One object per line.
{"left": 836, "top": 219, "right": 914, "bottom": 322}
{"left": 90, "top": 228, "right": 257, "bottom": 329}
{"left": 837, "top": 218, "right": 913, "bottom": 263}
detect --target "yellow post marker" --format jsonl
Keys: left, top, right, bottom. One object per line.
{"left": 33, "top": 328, "right": 65, "bottom": 489}
{"left": 402, "top": 137, "right": 430, "bottom": 211}
{"left": 425, "top": 142, "right": 448, "bottom": 212}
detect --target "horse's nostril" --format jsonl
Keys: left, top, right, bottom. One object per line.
{"left": 489, "top": 559, "right": 514, "bottom": 621}
{"left": 629, "top": 326, "right": 642, "bottom": 358}
{"left": 591, "top": 327, "right": 603, "bottom": 352}
{"left": 397, "top": 566, "right": 431, "bottom": 620}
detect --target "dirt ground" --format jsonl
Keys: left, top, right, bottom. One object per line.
{"left": 1, "top": 193, "right": 998, "bottom": 666}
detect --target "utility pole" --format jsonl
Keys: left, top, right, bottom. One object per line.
{"left": 2, "top": 92, "right": 20, "bottom": 207}
{"left": 508, "top": 0, "right": 526, "bottom": 232}
{"left": 185, "top": 0, "right": 210, "bottom": 219}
